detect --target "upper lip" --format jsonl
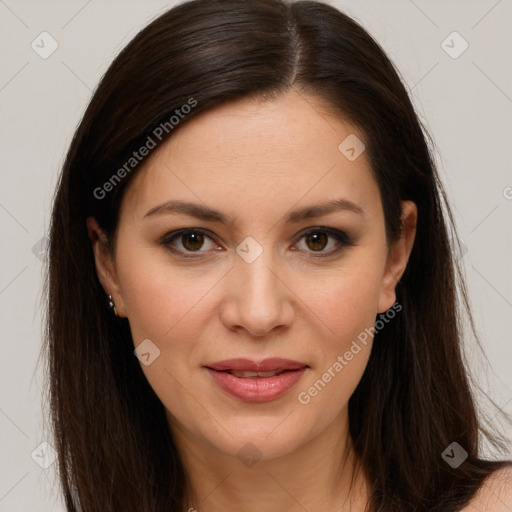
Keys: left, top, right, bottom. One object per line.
{"left": 205, "top": 358, "right": 308, "bottom": 372}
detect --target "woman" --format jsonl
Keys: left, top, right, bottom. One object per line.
{"left": 44, "top": 0, "right": 512, "bottom": 510}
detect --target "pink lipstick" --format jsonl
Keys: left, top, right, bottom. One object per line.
{"left": 204, "top": 358, "right": 309, "bottom": 402}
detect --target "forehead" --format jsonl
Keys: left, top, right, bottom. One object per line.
{"left": 121, "top": 90, "right": 381, "bottom": 224}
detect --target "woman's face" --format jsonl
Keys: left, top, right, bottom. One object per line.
{"left": 88, "top": 89, "right": 416, "bottom": 464}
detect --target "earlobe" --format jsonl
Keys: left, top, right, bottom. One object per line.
{"left": 86, "top": 216, "right": 127, "bottom": 317}
{"left": 377, "top": 201, "right": 417, "bottom": 313}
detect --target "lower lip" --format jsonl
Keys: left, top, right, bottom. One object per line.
{"left": 205, "top": 367, "right": 307, "bottom": 402}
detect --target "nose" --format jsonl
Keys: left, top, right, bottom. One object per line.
{"left": 220, "top": 247, "right": 295, "bottom": 337}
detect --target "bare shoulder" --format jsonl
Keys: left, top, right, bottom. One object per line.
{"left": 460, "top": 467, "right": 512, "bottom": 511}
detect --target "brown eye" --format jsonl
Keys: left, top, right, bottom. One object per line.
{"left": 304, "top": 232, "right": 329, "bottom": 252}
{"left": 181, "top": 232, "right": 205, "bottom": 251}
{"left": 294, "top": 227, "right": 352, "bottom": 257}
{"left": 162, "top": 229, "right": 219, "bottom": 257}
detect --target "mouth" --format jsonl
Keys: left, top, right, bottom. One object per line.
{"left": 203, "top": 358, "right": 310, "bottom": 402}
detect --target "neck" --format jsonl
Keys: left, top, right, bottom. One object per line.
{"left": 169, "top": 407, "right": 370, "bottom": 512}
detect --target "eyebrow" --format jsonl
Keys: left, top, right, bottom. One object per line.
{"left": 142, "top": 198, "right": 364, "bottom": 226}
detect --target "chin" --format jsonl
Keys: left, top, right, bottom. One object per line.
{"left": 201, "top": 414, "right": 314, "bottom": 463}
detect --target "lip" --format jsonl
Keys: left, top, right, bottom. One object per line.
{"left": 205, "top": 357, "right": 308, "bottom": 373}
{"left": 204, "top": 358, "right": 309, "bottom": 402}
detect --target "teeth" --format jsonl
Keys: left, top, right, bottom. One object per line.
{"left": 229, "top": 370, "right": 283, "bottom": 378}
{"left": 257, "top": 371, "right": 281, "bottom": 377}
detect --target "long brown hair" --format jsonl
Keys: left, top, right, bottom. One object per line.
{"left": 43, "top": 0, "right": 511, "bottom": 510}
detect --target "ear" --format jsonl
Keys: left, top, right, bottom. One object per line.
{"left": 377, "top": 200, "right": 417, "bottom": 313}
{"left": 86, "top": 216, "right": 127, "bottom": 317}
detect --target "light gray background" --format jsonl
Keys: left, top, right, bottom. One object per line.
{"left": 1, "top": 1, "right": 511, "bottom": 510}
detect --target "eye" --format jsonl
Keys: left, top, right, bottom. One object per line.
{"left": 293, "top": 227, "right": 352, "bottom": 257}
{"left": 161, "top": 226, "right": 352, "bottom": 259}
{"left": 161, "top": 229, "right": 220, "bottom": 258}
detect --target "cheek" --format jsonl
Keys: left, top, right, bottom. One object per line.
{"left": 116, "top": 253, "right": 221, "bottom": 415}
{"left": 292, "top": 257, "right": 383, "bottom": 410}
{"left": 117, "top": 248, "right": 222, "bottom": 344}
{"left": 301, "top": 256, "right": 384, "bottom": 344}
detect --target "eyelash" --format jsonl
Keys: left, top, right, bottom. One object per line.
{"left": 160, "top": 227, "right": 353, "bottom": 259}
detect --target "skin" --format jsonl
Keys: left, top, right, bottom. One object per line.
{"left": 87, "top": 89, "right": 418, "bottom": 511}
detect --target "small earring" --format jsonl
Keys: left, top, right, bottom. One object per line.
{"left": 107, "top": 294, "right": 124, "bottom": 317}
